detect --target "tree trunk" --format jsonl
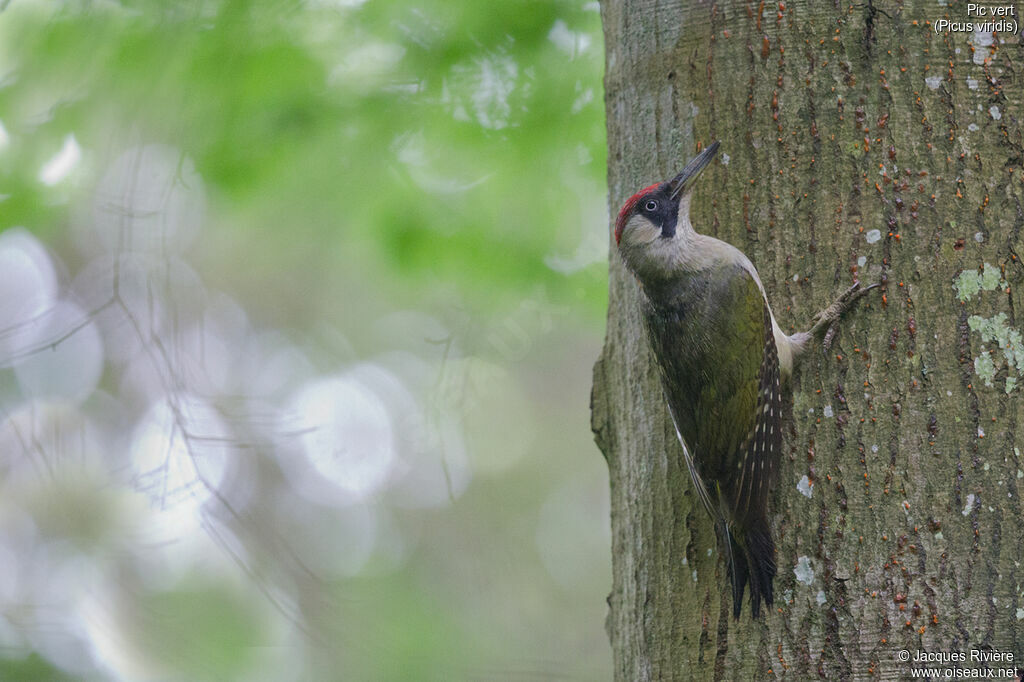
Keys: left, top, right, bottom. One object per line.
{"left": 592, "top": 1, "right": 1024, "bottom": 679}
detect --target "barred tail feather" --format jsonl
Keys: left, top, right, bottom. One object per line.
{"left": 721, "top": 519, "right": 775, "bottom": 619}
{"left": 744, "top": 519, "right": 776, "bottom": 618}
{"left": 722, "top": 527, "right": 748, "bottom": 620}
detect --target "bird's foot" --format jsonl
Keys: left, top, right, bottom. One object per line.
{"left": 806, "top": 281, "right": 881, "bottom": 352}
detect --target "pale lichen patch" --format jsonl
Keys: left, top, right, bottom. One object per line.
{"left": 954, "top": 263, "right": 1004, "bottom": 302}
{"left": 974, "top": 352, "right": 996, "bottom": 387}
{"left": 794, "top": 556, "right": 814, "bottom": 585}
{"left": 981, "top": 263, "right": 1002, "bottom": 290}
{"left": 797, "top": 475, "right": 813, "bottom": 498}
{"left": 967, "top": 313, "right": 1024, "bottom": 392}
{"left": 958, "top": 264, "right": 1023, "bottom": 392}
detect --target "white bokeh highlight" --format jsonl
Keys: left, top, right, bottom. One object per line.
{"left": 13, "top": 301, "right": 104, "bottom": 404}
{"left": 38, "top": 134, "right": 82, "bottom": 186}
{"left": 286, "top": 369, "right": 397, "bottom": 503}
{"left": 0, "top": 228, "right": 58, "bottom": 360}
{"left": 130, "top": 394, "right": 230, "bottom": 526}
{"left": 86, "top": 144, "right": 204, "bottom": 255}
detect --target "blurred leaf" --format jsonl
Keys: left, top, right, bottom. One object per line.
{"left": 133, "top": 578, "right": 266, "bottom": 680}
{"left": 0, "top": 653, "right": 79, "bottom": 682}
{"left": 0, "top": 0, "right": 607, "bottom": 319}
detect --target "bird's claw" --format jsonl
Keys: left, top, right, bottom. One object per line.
{"left": 822, "top": 323, "right": 838, "bottom": 353}
{"left": 808, "top": 281, "right": 881, "bottom": 351}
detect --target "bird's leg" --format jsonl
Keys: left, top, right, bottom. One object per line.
{"left": 791, "top": 281, "right": 880, "bottom": 357}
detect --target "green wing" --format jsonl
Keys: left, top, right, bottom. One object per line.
{"left": 689, "top": 269, "right": 768, "bottom": 492}
{"left": 650, "top": 266, "right": 779, "bottom": 512}
{"left": 644, "top": 265, "right": 781, "bottom": 617}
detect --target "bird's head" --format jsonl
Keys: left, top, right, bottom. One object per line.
{"left": 613, "top": 142, "right": 719, "bottom": 276}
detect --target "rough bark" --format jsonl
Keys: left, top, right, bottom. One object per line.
{"left": 592, "top": 1, "right": 1024, "bottom": 679}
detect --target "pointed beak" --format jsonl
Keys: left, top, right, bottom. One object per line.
{"left": 669, "top": 141, "right": 720, "bottom": 200}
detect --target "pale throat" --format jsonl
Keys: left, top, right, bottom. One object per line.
{"left": 623, "top": 215, "right": 697, "bottom": 283}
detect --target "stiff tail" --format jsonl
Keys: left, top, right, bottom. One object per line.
{"left": 720, "top": 519, "right": 776, "bottom": 619}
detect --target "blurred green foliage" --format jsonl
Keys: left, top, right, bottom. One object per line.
{"left": 0, "top": 0, "right": 607, "bottom": 316}
{"left": 0, "top": 0, "right": 610, "bottom": 680}
{"left": 0, "top": 653, "right": 71, "bottom": 682}
{"left": 132, "top": 578, "right": 267, "bottom": 681}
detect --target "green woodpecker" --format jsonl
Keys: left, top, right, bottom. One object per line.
{"left": 614, "top": 141, "right": 875, "bottom": 619}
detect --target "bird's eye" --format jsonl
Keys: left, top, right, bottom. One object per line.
{"left": 644, "top": 200, "right": 658, "bottom": 211}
